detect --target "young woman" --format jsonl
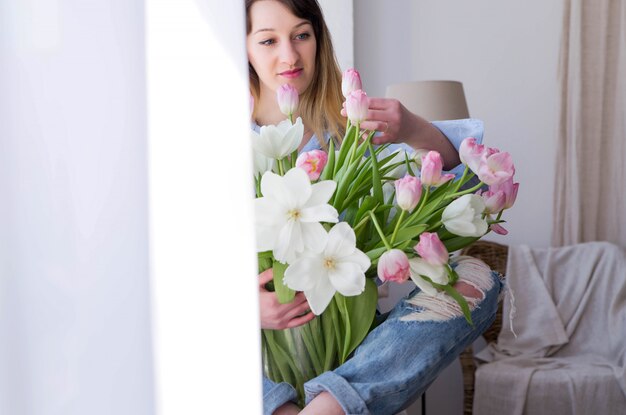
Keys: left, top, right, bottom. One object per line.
{"left": 247, "top": 1, "right": 501, "bottom": 414}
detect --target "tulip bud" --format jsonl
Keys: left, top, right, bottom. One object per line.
{"left": 414, "top": 232, "right": 449, "bottom": 266}
{"left": 477, "top": 151, "right": 515, "bottom": 186}
{"left": 420, "top": 151, "right": 455, "bottom": 187}
{"left": 459, "top": 137, "right": 485, "bottom": 174}
{"left": 342, "top": 68, "right": 362, "bottom": 98}
{"left": 479, "top": 188, "right": 506, "bottom": 214}
{"left": 411, "top": 149, "right": 430, "bottom": 170}
{"left": 490, "top": 177, "right": 519, "bottom": 209}
{"left": 377, "top": 249, "right": 410, "bottom": 283}
{"left": 442, "top": 194, "right": 488, "bottom": 237}
{"left": 394, "top": 175, "right": 422, "bottom": 212}
{"left": 345, "top": 89, "right": 369, "bottom": 125}
{"left": 296, "top": 150, "right": 328, "bottom": 181}
{"left": 276, "top": 84, "right": 299, "bottom": 118}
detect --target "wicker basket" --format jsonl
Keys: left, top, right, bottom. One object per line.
{"left": 459, "top": 240, "right": 509, "bottom": 415}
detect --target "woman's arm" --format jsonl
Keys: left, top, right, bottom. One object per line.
{"left": 343, "top": 97, "right": 461, "bottom": 169}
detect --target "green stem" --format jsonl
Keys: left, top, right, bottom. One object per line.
{"left": 277, "top": 159, "right": 285, "bottom": 176}
{"left": 414, "top": 187, "right": 430, "bottom": 219}
{"left": 255, "top": 174, "right": 262, "bottom": 197}
{"left": 352, "top": 213, "right": 372, "bottom": 234}
{"left": 428, "top": 220, "right": 442, "bottom": 232}
{"left": 348, "top": 123, "right": 360, "bottom": 165}
{"left": 453, "top": 165, "right": 470, "bottom": 193}
{"left": 446, "top": 181, "right": 484, "bottom": 199}
{"left": 390, "top": 209, "right": 406, "bottom": 246}
{"left": 368, "top": 211, "right": 392, "bottom": 250}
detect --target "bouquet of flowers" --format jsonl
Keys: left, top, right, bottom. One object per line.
{"left": 252, "top": 69, "right": 518, "bottom": 405}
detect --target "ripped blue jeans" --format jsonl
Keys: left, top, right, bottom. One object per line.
{"left": 263, "top": 257, "right": 502, "bottom": 415}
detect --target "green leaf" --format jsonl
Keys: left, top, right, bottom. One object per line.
{"left": 354, "top": 196, "right": 377, "bottom": 225}
{"left": 441, "top": 284, "right": 473, "bottom": 326}
{"left": 337, "top": 278, "right": 378, "bottom": 362}
{"left": 441, "top": 235, "right": 480, "bottom": 253}
{"left": 423, "top": 276, "right": 474, "bottom": 326}
{"left": 319, "top": 138, "right": 335, "bottom": 181}
{"left": 391, "top": 224, "right": 428, "bottom": 245}
{"left": 334, "top": 125, "right": 356, "bottom": 176}
{"left": 342, "top": 205, "right": 358, "bottom": 226}
{"left": 332, "top": 158, "right": 360, "bottom": 211}
{"left": 321, "top": 305, "right": 339, "bottom": 371}
{"left": 273, "top": 260, "right": 295, "bottom": 304}
{"left": 367, "top": 140, "right": 384, "bottom": 203}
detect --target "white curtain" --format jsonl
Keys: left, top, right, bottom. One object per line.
{"left": 553, "top": 0, "right": 626, "bottom": 246}
{"left": 0, "top": 1, "right": 261, "bottom": 414}
{"left": 0, "top": 2, "right": 153, "bottom": 414}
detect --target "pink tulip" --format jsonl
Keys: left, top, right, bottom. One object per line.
{"left": 345, "top": 89, "right": 369, "bottom": 125}
{"left": 479, "top": 188, "right": 506, "bottom": 214}
{"left": 276, "top": 84, "right": 299, "bottom": 117}
{"left": 296, "top": 150, "right": 328, "bottom": 181}
{"left": 477, "top": 151, "right": 515, "bottom": 186}
{"left": 395, "top": 175, "right": 422, "bottom": 212}
{"left": 490, "top": 177, "right": 519, "bottom": 209}
{"left": 342, "top": 68, "right": 363, "bottom": 98}
{"left": 415, "top": 232, "right": 449, "bottom": 266}
{"left": 459, "top": 137, "right": 485, "bottom": 174}
{"left": 377, "top": 249, "right": 410, "bottom": 283}
{"left": 420, "top": 151, "right": 455, "bottom": 187}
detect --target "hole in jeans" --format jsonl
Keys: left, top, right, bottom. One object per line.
{"left": 400, "top": 256, "right": 494, "bottom": 322}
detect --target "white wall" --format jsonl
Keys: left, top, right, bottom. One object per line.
{"left": 319, "top": 0, "right": 354, "bottom": 70}
{"left": 355, "top": 1, "right": 564, "bottom": 414}
{"left": 356, "top": 0, "right": 564, "bottom": 249}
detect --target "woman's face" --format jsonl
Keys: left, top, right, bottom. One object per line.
{"left": 247, "top": 0, "right": 317, "bottom": 98}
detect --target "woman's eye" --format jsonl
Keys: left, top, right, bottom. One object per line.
{"left": 295, "top": 32, "right": 310, "bottom": 41}
{"left": 259, "top": 39, "right": 275, "bottom": 46}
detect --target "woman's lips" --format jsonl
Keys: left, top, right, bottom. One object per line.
{"left": 279, "top": 68, "right": 303, "bottom": 79}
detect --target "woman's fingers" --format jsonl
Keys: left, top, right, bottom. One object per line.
{"left": 285, "top": 309, "right": 316, "bottom": 329}
{"left": 283, "top": 296, "right": 312, "bottom": 319}
{"left": 258, "top": 268, "right": 273, "bottom": 290}
{"left": 367, "top": 97, "right": 394, "bottom": 110}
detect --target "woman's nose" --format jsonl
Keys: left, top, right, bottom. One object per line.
{"left": 279, "top": 41, "right": 299, "bottom": 66}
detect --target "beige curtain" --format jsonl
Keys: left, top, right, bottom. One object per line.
{"left": 553, "top": 0, "right": 626, "bottom": 246}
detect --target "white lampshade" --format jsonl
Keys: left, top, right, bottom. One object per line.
{"left": 385, "top": 80, "right": 470, "bottom": 121}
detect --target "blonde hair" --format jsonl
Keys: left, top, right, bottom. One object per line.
{"left": 246, "top": 0, "right": 345, "bottom": 147}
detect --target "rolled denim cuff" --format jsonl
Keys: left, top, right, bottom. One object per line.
{"left": 263, "top": 379, "right": 298, "bottom": 415}
{"left": 304, "top": 371, "right": 370, "bottom": 415}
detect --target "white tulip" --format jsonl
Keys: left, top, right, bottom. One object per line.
{"left": 409, "top": 258, "right": 449, "bottom": 296}
{"left": 442, "top": 194, "right": 488, "bottom": 237}
{"left": 284, "top": 222, "right": 370, "bottom": 315}
{"left": 254, "top": 168, "right": 338, "bottom": 264}
{"left": 251, "top": 117, "right": 304, "bottom": 160}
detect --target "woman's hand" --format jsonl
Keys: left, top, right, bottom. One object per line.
{"left": 273, "top": 402, "right": 301, "bottom": 415}
{"left": 299, "top": 391, "right": 344, "bottom": 415}
{"left": 259, "top": 269, "right": 315, "bottom": 330}
{"left": 342, "top": 97, "right": 461, "bottom": 169}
